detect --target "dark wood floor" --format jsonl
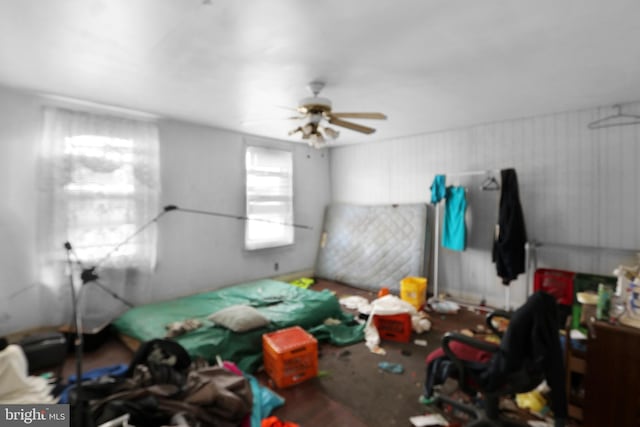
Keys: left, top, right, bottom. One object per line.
{"left": 56, "top": 279, "right": 576, "bottom": 427}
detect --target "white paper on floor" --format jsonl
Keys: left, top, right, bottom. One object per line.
{"left": 409, "top": 413, "right": 448, "bottom": 426}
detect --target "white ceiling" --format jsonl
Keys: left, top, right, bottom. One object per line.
{"left": 2, "top": 0, "right": 640, "bottom": 146}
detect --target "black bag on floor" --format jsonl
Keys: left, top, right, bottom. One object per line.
{"left": 19, "top": 332, "right": 67, "bottom": 373}
{"left": 126, "top": 339, "right": 192, "bottom": 386}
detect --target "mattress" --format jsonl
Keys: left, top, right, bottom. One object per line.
{"left": 315, "top": 203, "right": 429, "bottom": 293}
{"left": 112, "top": 279, "right": 363, "bottom": 373}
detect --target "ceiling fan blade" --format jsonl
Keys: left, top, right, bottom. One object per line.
{"left": 330, "top": 112, "right": 387, "bottom": 120}
{"left": 242, "top": 115, "right": 306, "bottom": 126}
{"left": 275, "top": 105, "right": 311, "bottom": 118}
{"left": 328, "top": 116, "right": 376, "bottom": 134}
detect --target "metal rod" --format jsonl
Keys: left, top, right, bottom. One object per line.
{"left": 505, "top": 285, "right": 510, "bottom": 311}
{"left": 431, "top": 169, "right": 503, "bottom": 305}
{"left": 527, "top": 240, "right": 639, "bottom": 295}
{"left": 93, "top": 204, "right": 312, "bottom": 272}
{"left": 74, "top": 202, "right": 314, "bottom": 314}
{"left": 94, "top": 209, "right": 172, "bottom": 270}
{"left": 525, "top": 242, "right": 534, "bottom": 297}
{"left": 64, "top": 242, "right": 85, "bottom": 425}
{"left": 529, "top": 241, "right": 638, "bottom": 256}
{"left": 438, "top": 169, "right": 501, "bottom": 178}
{"left": 433, "top": 202, "right": 440, "bottom": 301}
{"left": 173, "top": 206, "right": 313, "bottom": 230}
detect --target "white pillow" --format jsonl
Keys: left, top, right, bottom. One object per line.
{"left": 208, "top": 305, "right": 270, "bottom": 332}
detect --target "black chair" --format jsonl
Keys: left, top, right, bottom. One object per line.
{"left": 426, "top": 292, "right": 567, "bottom": 427}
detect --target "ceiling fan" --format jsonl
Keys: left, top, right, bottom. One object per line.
{"left": 288, "top": 81, "right": 387, "bottom": 148}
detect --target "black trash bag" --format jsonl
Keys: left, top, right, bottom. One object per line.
{"left": 126, "top": 338, "right": 192, "bottom": 386}
{"left": 94, "top": 395, "right": 172, "bottom": 427}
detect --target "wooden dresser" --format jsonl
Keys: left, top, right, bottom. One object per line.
{"left": 583, "top": 321, "right": 640, "bottom": 427}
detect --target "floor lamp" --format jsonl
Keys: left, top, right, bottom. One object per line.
{"left": 64, "top": 242, "right": 93, "bottom": 427}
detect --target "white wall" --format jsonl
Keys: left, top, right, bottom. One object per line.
{"left": 0, "top": 85, "right": 330, "bottom": 335}
{"left": 330, "top": 104, "right": 640, "bottom": 308}
{"left": 0, "top": 88, "right": 44, "bottom": 332}
{"left": 149, "top": 121, "right": 330, "bottom": 302}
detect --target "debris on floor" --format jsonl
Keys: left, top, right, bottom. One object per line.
{"left": 412, "top": 313, "right": 432, "bottom": 333}
{"left": 409, "top": 413, "right": 449, "bottom": 426}
{"left": 337, "top": 349, "right": 351, "bottom": 359}
{"left": 378, "top": 361, "right": 404, "bottom": 374}
{"left": 515, "top": 390, "right": 547, "bottom": 413}
{"left": 261, "top": 415, "right": 300, "bottom": 427}
{"left": 527, "top": 421, "right": 554, "bottom": 427}
{"left": 323, "top": 317, "right": 342, "bottom": 326}
{"left": 288, "top": 277, "right": 315, "bottom": 289}
{"left": 427, "top": 297, "right": 461, "bottom": 314}
{"left": 317, "top": 370, "right": 330, "bottom": 378}
{"left": 339, "top": 295, "right": 370, "bottom": 311}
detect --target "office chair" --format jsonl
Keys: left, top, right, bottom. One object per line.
{"left": 424, "top": 291, "right": 567, "bottom": 427}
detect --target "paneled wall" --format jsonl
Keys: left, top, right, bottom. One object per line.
{"left": 331, "top": 103, "right": 640, "bottom": 308}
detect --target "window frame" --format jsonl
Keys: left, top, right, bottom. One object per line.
{"left": 244, "top": 144, "right": 295, "bottom": 251}
{"left": 39, "top": 107, "right": 160, "bottom": 272}
{"left": 62, "top": 134, "right": 141, "bottom": 265}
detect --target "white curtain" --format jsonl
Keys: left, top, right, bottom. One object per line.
{"left": 38, "top": 107, "right": 160, "bottom": 327}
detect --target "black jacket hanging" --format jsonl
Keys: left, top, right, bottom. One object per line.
{"left": 492, "top": 168, "right": 527, "bottom": 285}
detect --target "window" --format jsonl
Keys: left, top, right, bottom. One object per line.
{"left": 62, "top": 135, "right": 150, "bottom": 265}
{"left": 39, "top": 108, "right": 160, "bottom": 278}
{"left": 245, "top": 146, "right": 294, "bottom": 250}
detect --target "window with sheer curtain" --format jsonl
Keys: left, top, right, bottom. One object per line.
{"left": 38, "top": 107, "right": 160, "bottom": 291}
{"left": 245, "top": 146, "right": 294, "bottom": 250}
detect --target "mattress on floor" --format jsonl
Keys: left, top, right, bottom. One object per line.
{"left": 315, "top": 203, "right": 428, "bottom": 293}
{"left": 111, "top": 279, "right": 363, "bottom": 373}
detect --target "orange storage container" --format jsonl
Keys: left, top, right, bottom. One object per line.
{"left": 262, "top": 326, "right": 318, "bottom": 388}
{"left": 373, "top": 313, "right": 412, "bottom": 342}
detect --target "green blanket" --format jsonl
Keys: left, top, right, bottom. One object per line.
{"left": 112, "top": 279, "right": 364, "bottom": 372}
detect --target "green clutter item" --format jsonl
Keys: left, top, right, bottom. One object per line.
{"left": 112, "top": 279, "right": 363, "bottom": 373}
{"left": 571, "top": 273, "right": 617, "bottom": 330}
{"left": 419, "top": 395, "right": 436, "bottom": 405}
{"left": 289, "top": 277, "right": 315, "bottom": 289}
{"left": 308, "top": 319, "right": 365, "bottom": 346}
{"left": 378, "top": 361, "right": 404, "bottom": 374}
{"left": 596, "top": 284, "right": 613, "bottom": 320}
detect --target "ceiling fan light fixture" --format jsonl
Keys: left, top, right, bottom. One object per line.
{"left": 323, "top": 126, "right": 339, "bottom": 139}
{"left": 288, "top": 126, "right": 302, "bottom": 136}
{"left": 308, "top": 132, "right": 325, "bottom": 148}
{"left": 302, "top": 123, "right": 314, "bottom": 136}
{"left": 309, "top": 112, "right": 324, "bottom": 124}
{"left": 286, "top": 81, "right": 385, "bottom": 148}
